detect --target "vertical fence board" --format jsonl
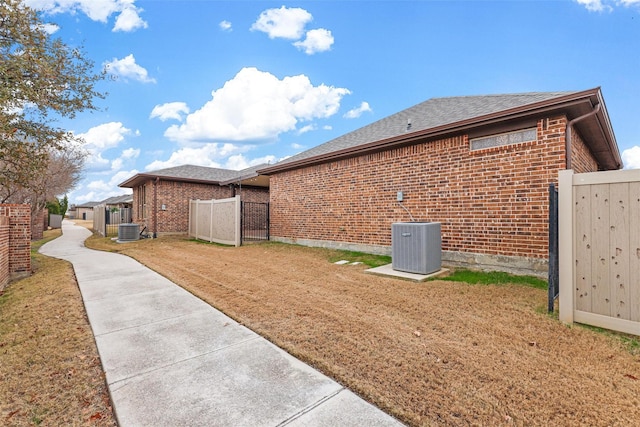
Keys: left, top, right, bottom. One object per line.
{"left": 575, "top": 185, "right": 592, "bottom": 312}
{"left": 630, "top": 182, "right": 640, "bottom": 322}
{"left": 610, "top": 183, "right": 630, "bottom": 320}
{"left": 591, "top": 184, "right": 611, "bottom": 316}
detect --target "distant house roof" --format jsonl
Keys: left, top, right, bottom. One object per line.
{"left": 99, "top": 194, "right": 133, "bottom": 205}
{"left": 259, "top": 88, "right": 621, "bottom": 174}
{"left": 75, "top": 201, "right": 102, "bottom": 209}
{"left": 119, "top": 164, "right": 270, "bottom": 189}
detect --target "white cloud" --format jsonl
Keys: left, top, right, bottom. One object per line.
{"left": 76, "top": 122, "right": 132, "bottom": 150}
{"left": 111, "top": 169, "right": 138, "bottom": 187}
{"left": 121, "top": 147, "right": 140, "bottom": 159}
{"left": 39, "top": 22, "right": 60, "bottom": 34}
{"left": 104, "top": 54, "right": 156, "bottom": 83}
{"left": 144, "top": 143, "right": 248, "bottom": 171}
{"left": 343, "top": 101, "right": 372, "bottom": 119}
{"left": 164, "top": 67, "right": 350, "bottom": 144}
{"left": 251, "top": 6, "right": 312, "bottom": 40}
{"left": 577, "top": 0, "right": 610, "bottom": 11}
{"left": 150, "top": 102, "right": 190, "bottom": 121}
{"left": 75, "top": 169, "right": 137, "bottom": 203}
{"left": 297, "top": 124, "right": 316, "bottom": 135}
{"left": 111, "top": 147, "right": 140, "bottom": 171}
{"left": 621, "top": 146, "right": 640, "bottom": 169}
{"left": 25, "top": 0, "right": 147, "bottom": 32}
{"left": 291, "top": 143, "right": 304, "bottom": 150}
{"left": 293, "top": 28, "right": 334, "bottom": 54}
{"left": 113, "top": 4, "right": 148, "bottom": 32}
{"left": 75, "top": 122, "right": 133, "bottom": 171}
{"left": 224, "top": 154, "right": 276, "bottom": 170}
{"left": 219, "top": 20, "right": 232, "bottom": 31}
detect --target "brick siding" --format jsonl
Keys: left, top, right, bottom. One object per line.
{"left": 571, "top": 128, "right": 599, "bottom": 173}
{"left": 269, "top": 116, "right": 599, "bottom": 264}
{"left": 132, "top": 179, "right": 268, "bottom": 234}
{"left": 0, "top": 216, "right": 9, "bottom": 290}
{"left": 0, "top": 204, "right": 32, "bottom": 289}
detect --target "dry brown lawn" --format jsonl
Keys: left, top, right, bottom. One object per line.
{"left": 84, "top": 234, "right": 640, "bottom": 426}
{"left": 0, "top": 229, "right": 116, "bottom": 426}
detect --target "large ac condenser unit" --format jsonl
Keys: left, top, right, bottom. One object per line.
{"left": 118, "top": 223, "right": 140, "bottom": 242}
{"left": 391, "top": 222, "right": 441, "bottom": 274}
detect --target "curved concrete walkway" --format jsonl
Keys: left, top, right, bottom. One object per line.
{"left": 40, "top": 221, "right": 404, "bottom": 427}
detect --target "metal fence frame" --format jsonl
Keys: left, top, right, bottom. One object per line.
{"left": 241, "top": 201, "right": 269, "bottom": 242}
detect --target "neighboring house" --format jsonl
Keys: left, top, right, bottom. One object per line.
{"left": 94, "top": 194, "right": 134, "bottom": 225}
{"left": 101, "top": 194, "right": 133, "bottom": 209}
{"left": 74, "top": 201, "right": 101, "bottom": 221}
{"left": 258, "top": 88, "right": 622, "bottom": 276}
{"left": 119, "top": 164, "right": 269, "bottom": 236}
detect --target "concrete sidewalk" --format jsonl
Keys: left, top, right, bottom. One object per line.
{"left": 40, "top": 221, "right": 404, "bottom": 427}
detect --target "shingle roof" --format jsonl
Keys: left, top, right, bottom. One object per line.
{"left": 100, "top": 194, "right": 133, "bottom": 205}
{"left": 75, "top": 201, "right": 102, "bottom": 208}
{"left": 266, "top": 91, "right": 577, "bottom": 169}
{"left": 119, "top": 164, "right": 270, "bottom": 188}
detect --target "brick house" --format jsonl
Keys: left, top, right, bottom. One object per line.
{"left": 74, "top": 201, "right": 101, "bottom": 220}
{"left": 119, "top": 164, "right": 269, "bottom": 236}
{"left": 258, "top": 88, "right": 621, "bottom": 276}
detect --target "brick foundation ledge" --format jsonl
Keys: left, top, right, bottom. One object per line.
{"left": 270, "top": 236, "right": 548, "bottom": 278}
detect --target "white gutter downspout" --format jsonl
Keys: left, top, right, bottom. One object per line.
{"left": 565, "top": 103, "right": 601, "bottom": 170}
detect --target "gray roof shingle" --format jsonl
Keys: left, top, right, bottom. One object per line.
{"left": 119, "top": 164, "right": 271, "bottom": 188}
{"left": 267, "top": 91, "right": 578, "bottom": 168}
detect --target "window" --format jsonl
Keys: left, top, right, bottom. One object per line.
{"left": 138, "top": 184, "right": 147, "bottom": 219}
{"left": 470, "top": 127, "right": 537, "bottom": 151}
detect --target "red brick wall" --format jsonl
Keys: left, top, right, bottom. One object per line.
{"left": 571, "top": 127, "right": 599, "bottom": 173}
{"left": 235, "top": 186, "right": 270, "bottom": 203}
{"left": 0, "top": 204, "right": 31, "bottom": 287}
{"left": 0, "top": 216, "right": 9, "bottom": 291}
{"left": 269, "top": 116, "right": 600, "bottom": 262}
{"left": 132, "top": 179, "right": 269, "bottom": 234}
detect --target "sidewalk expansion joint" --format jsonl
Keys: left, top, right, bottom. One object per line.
{"left": 276, "top": 388, "right": 345, "bottom": 426}
{"left": 107, "top": 335, "right": 261, "bottom": 389}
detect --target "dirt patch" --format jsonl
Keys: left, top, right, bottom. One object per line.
{"left": 87, "top": 235, "right": 640, "bottom": 426}
{"left": 0, "top": 230, "right": 116, "bottom": 426}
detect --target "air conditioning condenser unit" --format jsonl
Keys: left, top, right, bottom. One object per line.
{"left": 392, "top": 222, "right": 441, "bottom": 274}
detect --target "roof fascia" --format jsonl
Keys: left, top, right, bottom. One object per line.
{"left": 119, "top": 173, "right": 225, "bottom": 188}
{"left": 258, "top": 89, "right": 601, "bottom": 175}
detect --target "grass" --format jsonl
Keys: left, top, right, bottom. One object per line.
{"left": 0, "top": 229, "right": 116, "bottom": 426}
{"left": 81, "top": 233, "right": 640, "bottom": 426}
{"left": 326, "top": 249, "right": 392, "bottom": 267}
{"left": 438, "top": 268, "right": 548, "bottom": 289}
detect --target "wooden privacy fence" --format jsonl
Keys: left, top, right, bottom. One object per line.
{"left": 188, "top": 196, "right": 241, "bottom": 247}
{"left": 559, "top": 169, "right": 640, "bottom": 336}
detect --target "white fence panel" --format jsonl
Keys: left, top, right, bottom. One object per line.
{"left": 188, "top": 196, "right": 240, "bottom": 247}
{"left": 559, "top": 169, "right": 640, "bottom": 336}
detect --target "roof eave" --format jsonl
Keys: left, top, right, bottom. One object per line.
{"left": 119, "top": 173, "right": 224, "bottom": 188}
{"left": 258, "top": 88, "right": 621, "bottom": 174}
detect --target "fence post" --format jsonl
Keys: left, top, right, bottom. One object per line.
{"left": 209, "top": 199, "right": 215, "bottom": 243}
{"left": 187, "top": 199, "right": 193, "bottom": 237}
{"left": 558, "top": 169, "right": 574, "bottom": 324}
{"left": 548, "top": 183, "right": 559, "bottom": 312}
{"left": 234, "top": 195, "right": 241, "bottom": 247}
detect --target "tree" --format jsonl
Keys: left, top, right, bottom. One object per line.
{"left": 0, "top": 0, "right": 104, "bottom": 198}
{"left": 59, "top": 194, "right": 68, "bottom": 217}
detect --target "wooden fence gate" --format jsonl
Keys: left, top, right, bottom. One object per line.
{"left": 559, "top": 169, "right": 640, "bottom": 336}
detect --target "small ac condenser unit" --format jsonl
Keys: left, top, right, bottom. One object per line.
{"left": 392, "top": 222, "right": 441, "bottom": 274}
{"left": 118, "top": 223, "right": 140, "bottom": 241}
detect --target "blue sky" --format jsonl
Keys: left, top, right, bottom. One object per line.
{"left": 24, "top": 0, "right": 640, "bottom": 204}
